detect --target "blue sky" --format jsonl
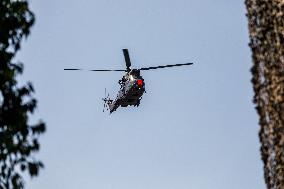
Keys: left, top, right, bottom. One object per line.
{"left": 17, "top": 0, "right": 265, "bottom": 188}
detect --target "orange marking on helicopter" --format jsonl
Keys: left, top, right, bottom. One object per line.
{"left": 137, "top": 79, "right": 143, "bottom": 86}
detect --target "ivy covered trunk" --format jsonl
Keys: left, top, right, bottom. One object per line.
{"left": 245, "top": 0, "right": 284, "bottom": 188}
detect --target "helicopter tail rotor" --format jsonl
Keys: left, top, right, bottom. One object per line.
{"left": 102, "top": 88, "right": 113, "bottom": 112}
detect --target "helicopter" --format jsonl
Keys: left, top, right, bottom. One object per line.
{"left": 64, "top": 49, "right": 193, "bottom": 113}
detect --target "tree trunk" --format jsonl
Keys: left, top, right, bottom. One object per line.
{"left": 245, "top": 0, "right": 284, "bottom": 188}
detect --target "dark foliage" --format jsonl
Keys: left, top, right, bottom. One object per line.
{"left": 0, "top": 0, "right": 45, "bottom": 188}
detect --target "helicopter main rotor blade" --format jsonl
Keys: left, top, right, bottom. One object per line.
{"left": 90, "top": 69, "right": 125, "bottom": 71}
{"left": 64, "top": 68, "right": 82, "bottom": 71}
{"left": 123, "top": 49, "right": 131, "bottom": 72}
{"left": 139, "top": 63, "right": 193, "bottom": 71}
{"left": 64, "top": 68, "right": 125, "bottom": 71}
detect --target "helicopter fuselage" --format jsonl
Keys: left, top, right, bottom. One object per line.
{"left": 107, "top": 69, "right": 145, "bottom": 113}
